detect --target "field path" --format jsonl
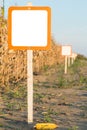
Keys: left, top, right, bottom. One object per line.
{"left": 0, "top": 57, "right": 87, "bottom": 130}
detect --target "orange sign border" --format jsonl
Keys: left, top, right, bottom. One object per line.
{"left": 8, "top": 6, "right": 51, "bottom": 50}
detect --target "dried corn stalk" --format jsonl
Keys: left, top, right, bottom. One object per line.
{"left": 0, "top": 16, "right": 64, "bottom": 87}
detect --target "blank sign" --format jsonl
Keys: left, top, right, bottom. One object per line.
{"left": 8, "top": 7, "right": 51, "bottom": 50}
{"left": 62, "top": 45, "right": 72, "bottom": 56}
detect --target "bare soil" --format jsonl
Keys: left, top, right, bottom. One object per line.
{"left": 0, "top": 57, "right": 87, "bottom": 130}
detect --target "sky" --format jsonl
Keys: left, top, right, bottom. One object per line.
{"left": 2, "top": 0, "right": 87, "bottom": 56}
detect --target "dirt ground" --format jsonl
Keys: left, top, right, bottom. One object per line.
{"left": 0, "top": 58, "right": 87, "bottom": 130}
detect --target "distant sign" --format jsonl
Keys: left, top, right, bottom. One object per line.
{"left": 62, "top": 45, "right": 72, "bottom": 56}
{"left": 8, "top": 6, "right": 51, "bottom": 50}
{"left": 70, "top": 53, "right": 77, "bottom": 58}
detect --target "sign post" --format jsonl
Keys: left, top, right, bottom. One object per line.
{"left": 68, "top": 56, "right": 70, "bottom": 67}
{"left": 27, "top": 49, "right": 33, "bottom": 123}
{"left": 26, "top": 2, "right": 33, "bottom": 124}
{"left": 62, "top": 45, "right": 72, "bottom": 74}
{"left": 65, "top": 55, "right": 68, "bottom": 74}
{"left": 4, "top": 0, "right": 51, "bottom": 124}
{"left": 70, "top": 53, "right": 77, "bottom": 65}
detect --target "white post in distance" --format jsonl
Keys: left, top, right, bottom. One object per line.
{"left": 68, "top": 56, "right": 70, "bottom": 67}
{"left": 71, "top": 56, "right": 74, "bottom": 64}
{"left": 71, "top": 53, "right": 77, "bottom": 65}
{"left": 65, "top": 56, "right": 68, "bottom": 74}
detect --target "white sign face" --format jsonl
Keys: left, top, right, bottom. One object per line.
{"left": 8, "top": 7, "right": 51, "bottom": 50}
{"left": 12, "top": 10, "right": 47, "bottom": 46}
{"left": 62, "top": 45, "right": 72, "bottom": 56}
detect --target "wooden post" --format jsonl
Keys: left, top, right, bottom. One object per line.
{"left": 65, "top": 56, "right": 68, "bottom": 74}
{"left": 27, "top": 2, "right": 33, "bottom": 124}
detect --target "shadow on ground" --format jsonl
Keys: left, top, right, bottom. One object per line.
{"left": 0, "top": 116, "right": 68, "bottom": 130}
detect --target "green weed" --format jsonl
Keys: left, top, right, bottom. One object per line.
{"left": 68, "top": 126, "right": 79, "bottom": 130}
{"left": 34, "top": 93, "right": 45, "bottom": 103}
{"left": 0, "top": 124, "right": 3, "bottom": 127}
{"left": 43, "top": 65, "right": 49, "bottom": 71}
{"left": 44, "top": 115, "right": 52, "bottom": 122}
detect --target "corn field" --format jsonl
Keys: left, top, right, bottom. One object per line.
{"left": 0, "top": 16, "right": 64, "bottom": 87}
